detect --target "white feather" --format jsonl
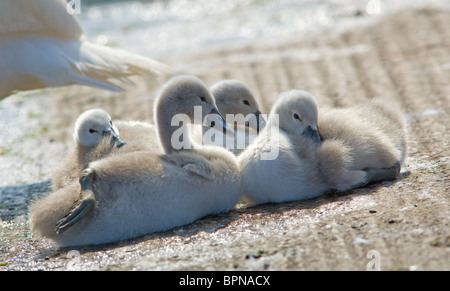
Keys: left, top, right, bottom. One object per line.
{"left": 0, "top": 0, "right": 174, "bottom": 100}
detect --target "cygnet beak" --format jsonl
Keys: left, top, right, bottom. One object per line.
{"left": 102, "top": 127, "right": 127, "bottom": 148}
{"left": 205, "top": 108, "right": 235, "bottom": 137}
{"left": 255, "top": 110, "right": 266, "bottom": 134}
{"left": 222, "top": 120, "right": 235, "bottom": 137}
{"left": 302, "top": 125, "right": 321, "bottom": 145}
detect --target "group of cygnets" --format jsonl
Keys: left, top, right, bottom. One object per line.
{"left": 29, "top": 75, "right": 408, "bottom": 247}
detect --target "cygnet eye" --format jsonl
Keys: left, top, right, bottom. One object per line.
{"left": 200, "top": 96, "right": 207, "bottom": 103}
{"left": 243, "top": 100, "right": 250, "bottom": 106}
{"left": 89, "top": 129, "right": 97, "bottom": 133}
{"left": 293, "top": 113, "right": 302, "bottom": 121}
{"left": 210, "top": 121, "right": 216, "bottom": 127}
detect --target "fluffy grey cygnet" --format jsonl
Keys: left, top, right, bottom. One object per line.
{"left": 29, "top": 75, "right": 241, "bottom": 247}
{"left": 238, "top": 90, "right": 407, "bottom": 205}
{"left": 197, "top": 79, "right": 266, "bottom": 155}
{"left": 52, "top": 108, "right": 159, "bottom": 190}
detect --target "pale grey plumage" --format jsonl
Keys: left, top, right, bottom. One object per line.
{"left": 238, "top": 90, "right": 407, "bottom": 205}
{"left": 0, "top": 0, "right": 174, "bottom": 100}
{"left": 29, "top": 75, "right": 241, "bottom": 247}
{"left": 319, "top": 98, "right": 408, "bottom": 169}
{"left": 52, "top": 109, "right": 159, "bottom": 190}
{"left": 198, "top": 80, "right": 266, "bottom": 155}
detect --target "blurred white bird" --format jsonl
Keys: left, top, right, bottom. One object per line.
{"left": 0, "top": 0, "right": 174, "bottom": 100}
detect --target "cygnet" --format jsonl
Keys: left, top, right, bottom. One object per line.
{"left": 319, "top": 97, "right": 408, "bottom": 170}
{"left": 29, "top": 75, "right": 241, "bottom": 247}
{"left": 238, "top": 90, "right": 407, "bottom": 205}
{"left": 52, "top": 109, "right": 159, "bottom": 190}
{"left": 197, "top": 80, "right": 266, "bottom": 155}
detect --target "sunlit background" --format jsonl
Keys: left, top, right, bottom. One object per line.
{"left": 72, "top": 0, "right": 446, "bottom": 59}
{"left": 0, "top": 0, "right": 449, "bottom": 270}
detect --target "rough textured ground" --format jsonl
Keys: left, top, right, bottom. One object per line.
{"left": 0, "top": 7, "right": 449, "bottom": 270}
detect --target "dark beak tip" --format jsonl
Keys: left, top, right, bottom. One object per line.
{"left": 116, "top": 141, "right": 127, "bottom": 148}
{"left": 303, "top": 126, "right": 321, "bottom": 145}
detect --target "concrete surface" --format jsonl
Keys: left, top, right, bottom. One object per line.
{"left": 0, "top": 6, "right": 449, "bottom": 271}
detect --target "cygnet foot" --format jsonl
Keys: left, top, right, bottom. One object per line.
{"left": 55, "top": 168, "right": 97, "bottom": 234}
{"left": 364, "top": 161, "right": 401, "bottom": 186}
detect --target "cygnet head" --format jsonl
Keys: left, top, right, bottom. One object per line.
{"left": 210, "top": 80, "right": 266, "bottom": 133}
{"left": 155, "top": 75, "right": 234, "bottom": 135}
{"left": 271, "top": 90, "right": 321, "bottom": 144}
{"left": 73, "top": 108, "right": 126, "bottom": 148}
